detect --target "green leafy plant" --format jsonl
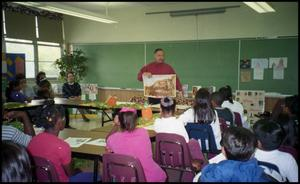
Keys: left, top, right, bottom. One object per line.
{"left": 54, "top": 49, "right": 88, "bottom": 82}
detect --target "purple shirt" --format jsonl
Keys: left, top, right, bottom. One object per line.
{"left": 107, "top": 128, "right": 166, "bottom": 182}
{"left": 10, "top": 90, "right": 27, "bottom": 103}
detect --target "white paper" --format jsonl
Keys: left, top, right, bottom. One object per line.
{"left": 143, "top": 125, "right": 155, "bottom": 130}
{"left": 89, "top": 93, "right": 96, "bottom": 101}
{"left": 253, "top": 68, "right": 264, "bottom": 80}
{"left": 64, "top": 137, "right": 91, "bottom": 148}
{"left": 273, "top": 67, "right": 284, "bottom": 79}
{"left": 251, "top": 58, "right": 269, "bottom": 69}
{"left": 81, "top": 94, "right": 86, "bottom": 101}
{"left": 269, "top": 57, "right": 287, "bottom": 68}
{"left": 85, "top": 138, "right": 106, "bottom": 146}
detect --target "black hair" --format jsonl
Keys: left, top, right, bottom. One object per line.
{"left": 253, "top": 119, "right": 284, "bottom": 151}
{"left": 193, "top": 88, "right": 215, "bottom": 123}
{"left": 210, "top": 91, "right": 224, "bottom": 106}
{"left": 285, "top": 95, "right": 299, "bottom": 118}
{"left": 219, "top": 85, "right": 233, "bottom": 104}
{"left": 221, "top": 127, "right": 256, "bottom": 161}
{"left": 1, "top": 141, "right": 32, "bottom": 182}
{"left": 118, "top": 111, "right": 138, "bottom": 132}
{"left": 154, "top": 48, "right": 164, "bottom": 54}
{"left": 38, "top": 79, "right": 51, "bottom": 89}
{"left": 35, "top": 100, "right": 65, "bottom": 130}
{"left": 5, "top": 80, "right": 21, "bottom": 102}
{"left": 276, "top": 113, "right": 298, "bottom": 147}
{"left": 36, "top": 71, "right": 46, "bottom": 85}
{"left": 15, "top": 73, "right": 26, "bottom": 80}
{"left": 160, "top": 97, "right": 176, "bottom": 114}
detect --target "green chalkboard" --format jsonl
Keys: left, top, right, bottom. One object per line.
{"left": 73, "top": 43, "right": 145, "bottom": 89}
{"left": 240, "top": 38, "right": 298, "bottom": 94}
{"left": 73, "top": 37, "right": 298, "bottom": 94}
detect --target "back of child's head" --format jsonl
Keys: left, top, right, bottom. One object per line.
{"left": 160, "top": 97, "right": 176, "bottom": 115}
{"left": 118, "top": 108, "right": 138, "bottom": 132}
{"left": 221, "top": 126, "right": 256, "bottom": 161}
{"left": 253, "top": 119, "right": 284, "bottom": 151}
{"left": 210, "top": 91, "right": 224, "bottom": 106}
{"left": 2, "top": 141, "right": 32, "bottom": 182}
{"left": 35, "top": 100, "right": 65, "bottom": 130}
{"left": 193, "top": 88, "right": 215, "bottom": 123}
{"left": 219, "top": 85, "right": 233, "bottom": 104}
{"left": 285, "top": 95, "right": 299, "bottom": 117}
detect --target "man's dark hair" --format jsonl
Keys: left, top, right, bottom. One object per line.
{"left": 118, "top": 111, "right": 137, "bottom": 132}
{"left": 1, "top": 141, "right": 32, "bottom": 182}
{"left": 253, "top": 119, "right": 284, "bottom": 151}
{"left": 160, "top": 97, "right": 176, "bottom": 114}
{"left": 219, "top": 85, "right": 233, "bottom": 104}
{"left": 154, "top": 48, "right": 164, "bottom": 54}
{"left": 221, "top": 127, "right": 256, "bottom": 161}
{"left": 210, "top": 91, "right": 224, "bottom": 106}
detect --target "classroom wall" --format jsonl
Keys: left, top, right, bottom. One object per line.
{"left": 64, "top": 2, "right": 298, "bottom": 43}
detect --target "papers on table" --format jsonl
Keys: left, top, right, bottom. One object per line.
{"left": 85, "top": 138, "right": 106, "bottom": 146}
{"left": 64, "top": 137, "right": 91, "bottom": 148}
{"left": 143, "top": 125, "right": 155, "bottom": 130}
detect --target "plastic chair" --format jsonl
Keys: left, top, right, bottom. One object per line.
{"left": 102, "top": 153, "right": 146, "bottom": 182}
{"left": 31, "top": 156, "right": 60, "bottom": 182}
{"left": 219, "top": 118, "right": 229, "bottom": 133}
{"left": 233, "top": 112, "right": 243, "bottom": 127}
{"left": 155, "top": 133, "right": 195, "bottom": 182}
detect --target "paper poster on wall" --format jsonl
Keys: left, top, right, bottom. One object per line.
{"left": 269, "top": 57, "right": 287, "bottom": 68}
{"left": 143, "top": 74, "right": 176, "bottom": 98}
{"left": 240, "top": 59, "right": 251, "bottom": 69}
{"left": 240, "top": 69, "right": 251, "bottom": 82}
{"left": 253, "top": 67, "right": 264, "bottom": 80}
{"left": 273, "top": 66, "right": 284, "bottom": 79}
{"left": 251, "top": 58, "right": 269, "bottom": 69}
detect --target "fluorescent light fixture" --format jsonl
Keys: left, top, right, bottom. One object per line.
{"left": 244, "top": 2, "right": 275, "bottom": 13}
{"left": 13, "top": 2, "right": 118, "bottom": 23}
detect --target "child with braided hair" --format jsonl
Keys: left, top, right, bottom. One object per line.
{"left": 27, "top": 100, "right": 100, "bottom": 182}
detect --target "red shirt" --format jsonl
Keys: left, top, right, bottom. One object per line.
{"left": 27, "top": 132, "right": 71, "bottom": 182}
{"left": 137, "top": 61, "right": 182, "bottom": 91}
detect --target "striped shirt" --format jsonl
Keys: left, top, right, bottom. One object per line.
{"left": 2, "top": 125, "right": 32, "bottom": 147}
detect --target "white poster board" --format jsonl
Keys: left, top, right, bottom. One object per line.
{"left": 235, "top": 90, "right": 265, "bottom": 117}
{"left": 143, "top": 74, "right": 176, "bottom": 98}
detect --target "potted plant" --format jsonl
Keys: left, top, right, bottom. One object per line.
{"left": 54, "top": 49, "right": 88, "bottom": 82}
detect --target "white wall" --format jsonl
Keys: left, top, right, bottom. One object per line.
{"left": 64, "top": 2, "right": 298, "bottom": 43}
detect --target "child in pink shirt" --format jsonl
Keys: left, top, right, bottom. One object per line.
{"left": 106, "top": 107, "right": 167, "bottom": 182}
{"left": 27, "top": 101, "right": 99, "bottom": 182}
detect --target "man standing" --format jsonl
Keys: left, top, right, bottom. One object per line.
{"left": 137, "top": 48, "right": 183, "bottom": 104}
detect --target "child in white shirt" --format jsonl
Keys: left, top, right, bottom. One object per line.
{"left": 178, "top": 88, "right": 222, "bottom": 150}
{"left": 154, "top": 97, "right": 206, "bottom": 172}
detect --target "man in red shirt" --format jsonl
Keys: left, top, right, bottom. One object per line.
{"left": 137, "top": 48, "right": 183, "bottom": 104}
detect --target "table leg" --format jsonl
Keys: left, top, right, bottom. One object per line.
{"left": 93, "top": 158, "right": 99, "bottom": 182}
{"left": 65, "top": 108, "right": 70, "bottom": 128}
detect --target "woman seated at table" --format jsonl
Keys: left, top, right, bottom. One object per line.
{"left": 27, "top": 100, "right": 100, "bottom": 182}
{"left": 106, "top": 107, "right": 167, "bottom": 182}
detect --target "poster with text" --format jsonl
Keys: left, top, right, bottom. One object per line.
{"left": 143, "top": 74, "right": 176, "bottom": 98}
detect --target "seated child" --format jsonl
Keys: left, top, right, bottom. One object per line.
{"left": 27, "top": 100, "right": 99, "bottom": 182}
{"left": 154, "top": 97, "right": 206, "bottom": 171}
{"left": 210, "top": 91, "right": 235, "bottom": 126}
{"left": 106, "top": 107, "right": 167, "bottom": 182}
{"left": 5, "top": 80, "right": 31, "bottom": 103}
{"left": 253, "top": 119, "right": 298, "bottom": 182}
{"left": 2, "top": 141, "right": 32, "bottom": 182}
{"left": 195, "top": 127, "right": 270, "bottom": 182}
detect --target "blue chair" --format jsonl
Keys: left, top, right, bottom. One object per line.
{"left": 185, "top": 123, "right": 220, "bottom": 159}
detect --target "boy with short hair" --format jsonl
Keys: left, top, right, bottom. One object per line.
{"left": 195, "top": 127, "right": 270, "bottom": 182}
